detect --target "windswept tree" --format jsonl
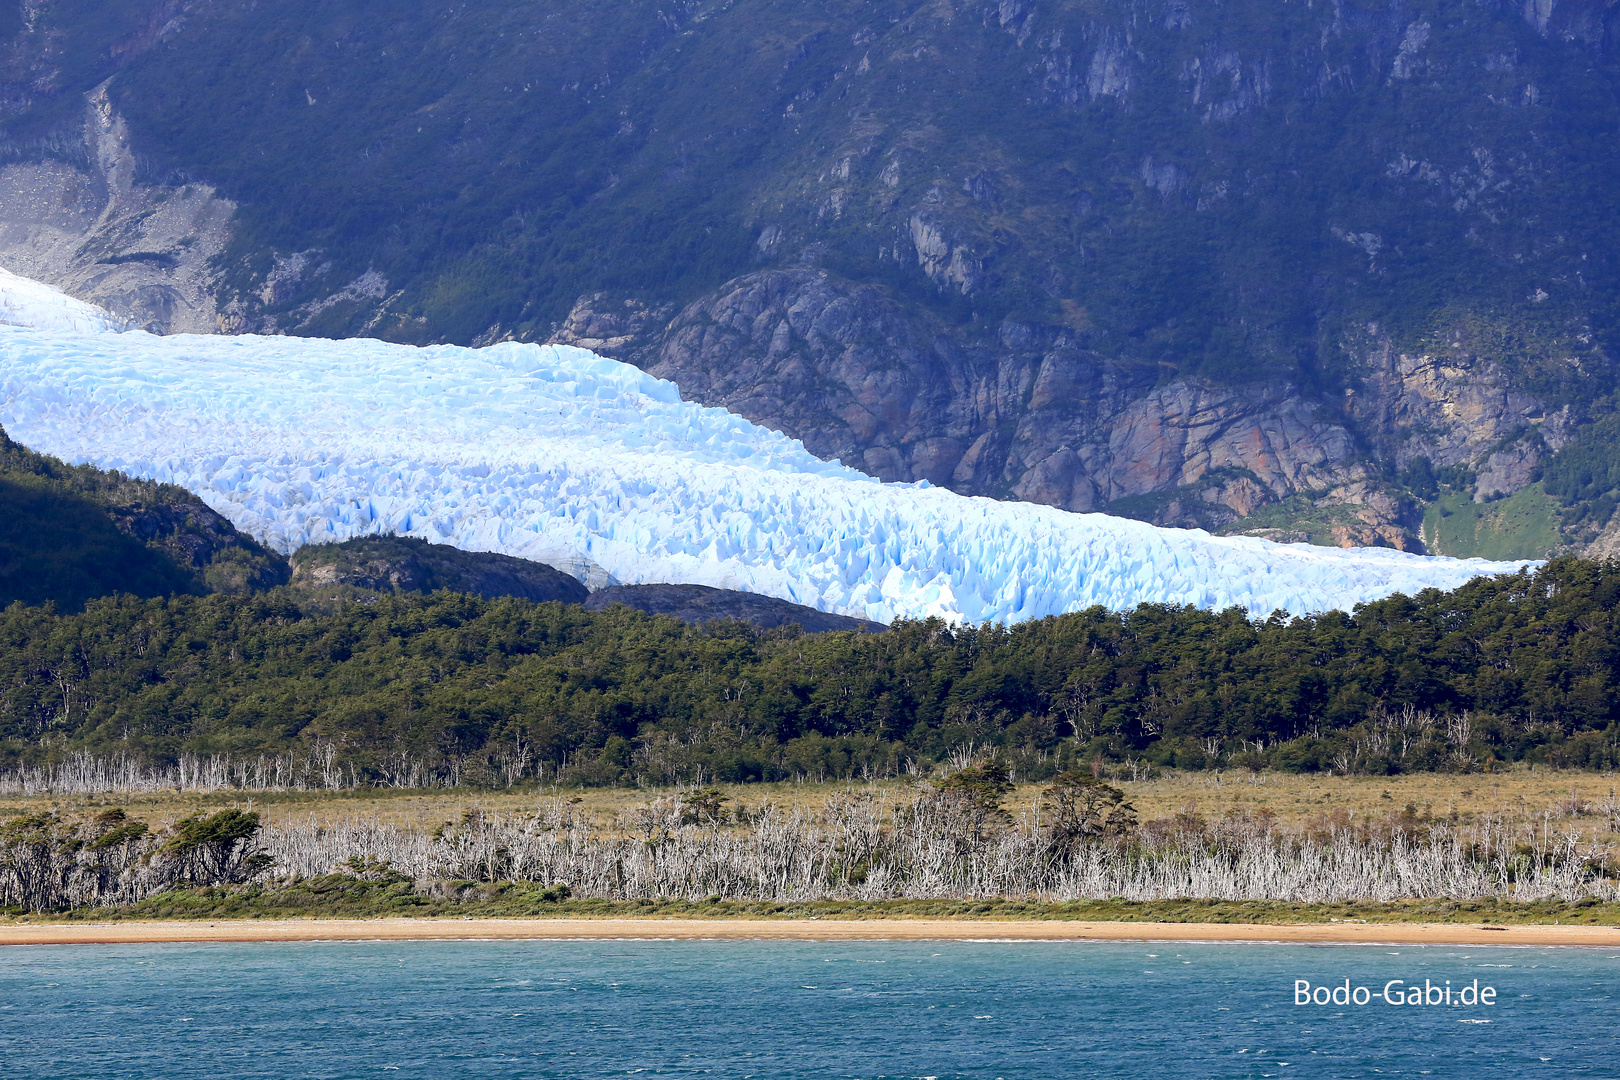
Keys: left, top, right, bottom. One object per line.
{"left": 1041, "top": 770, "right": 1136, "bottom": 861}
{"left": 679, "top": 787, "right": 730, "bottom": 826}
{"left": 933, "top": 760, "right": 1015, "bottom": 842}
{"left": 0, "top": 807, "right": 270, "bottom": 910}
{"left": 156, "top": 809, "right": 269, "bottom": 886}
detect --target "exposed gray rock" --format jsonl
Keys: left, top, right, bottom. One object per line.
{"left": 552, "top": 270, "right": 1605, "bottom": 551}
{"left": 584, "top": 584, "right": 886, "bottom": 633}
{"left": 0, "top": 84, "right": 235, "bottom": 334}
{"left": 1348, "top": 331, "right": 1567, "bottom": 476}
{"left": 572, "top": 269, "right": 1411, "bottom": 543}
{"left": 547, "top": 293, "right": 675, "bottom": 367}
{"left": 1582, "top": 514, "right": 1620, "bottom": 559}
{"left": 291, "top": 535, "right": 589, "bottom": 604}
{"left": 1474, "top": 440, "right": 1543, "bottom": 503}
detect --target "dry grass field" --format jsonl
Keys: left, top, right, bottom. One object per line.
{"left": 9, "top": 766, "right": 1620, "bottom": 920}
{"left": 5, "top": 765, "right": 1618, "bottom": 839}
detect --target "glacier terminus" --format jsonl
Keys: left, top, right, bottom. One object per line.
{"left": 0, "top": 270, "right": 1528, "bottom": 624}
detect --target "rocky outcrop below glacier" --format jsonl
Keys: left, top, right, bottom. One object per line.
{"left": 290, "top": 536, "right": 884, "bottom": 630}
{"left": 290, "top": 535, "right": 589, "bottom": 605}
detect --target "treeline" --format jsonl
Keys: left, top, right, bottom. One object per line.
{"left": 4, "top": 557, "right": 1620, "bottom": 782}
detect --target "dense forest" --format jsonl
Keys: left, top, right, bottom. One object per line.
{"left": 5, "top": 557, "right": 1620, "bottom": 783}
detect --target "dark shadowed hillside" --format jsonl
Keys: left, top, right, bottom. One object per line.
{"left": 0, "top": 427, "right": 289, "bottom": 611}
{"left": 585, "top": 583, "right": 886, "bottom": 633}
{"left": 290, "top": 535, "right": 589, "bottom": 605}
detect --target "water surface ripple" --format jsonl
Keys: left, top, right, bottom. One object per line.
{"left": 1, "top": 939, "right": 1613, "bottom": 1077}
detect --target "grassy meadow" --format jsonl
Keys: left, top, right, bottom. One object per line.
{"left": 5, "top": 765, "right": 1616, "bottom": 838}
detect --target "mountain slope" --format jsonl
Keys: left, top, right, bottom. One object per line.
{"left": 585, "top": 584, "right": 886, "bottom": 633}
{"left": 0, "top": 425, "right": 289, "bottom": 611}
{"left": 290, "top": 535, "right": 588, "bottom": 604}
{"left": 3, "top": 0, "right": 1619, "bottom": 549}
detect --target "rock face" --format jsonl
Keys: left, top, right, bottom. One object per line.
{"left": 584, "top": 584, "right": 885, "bottom": 634}
{"left": 554, "top": 270, "right": 1584, "bottom": 550}
{"left": 291, "top": 535, "right": 588, "bottom": 604}
{"left": 1347, "top": 330, "right": 1576, "bottom": 488}
{"left": 1, "top": 0, "right": 1613, "bottom": 557}
{"left": 0, "top": 85, "right": 235, "bottom": 334}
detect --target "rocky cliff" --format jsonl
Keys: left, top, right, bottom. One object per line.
{"left": 556, "top": 271, "right": 1590, "bottom": 550}
{"left": 3, "top": 0, "right": 1619, "bottom": 556}
{"left": 0, "top": 84, "right": 233, "bottom": 333}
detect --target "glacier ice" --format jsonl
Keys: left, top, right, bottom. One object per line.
{"left": 0, "top": 267, "right": 128, "bottom": 334}
{"left": 0, "top": 271, "right": 1530, "bottom": 624}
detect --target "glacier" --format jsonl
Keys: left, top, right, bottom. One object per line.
{"left": 0, "top": 271, "right": 1529, "bottom": 624}
{"left": 0, "top": 266, "right": 128, "bottom": 334}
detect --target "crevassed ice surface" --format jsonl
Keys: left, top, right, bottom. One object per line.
{"left": 0, "top": 266, "right": 127, "bottom": 334}
{"left": 0, "top": 274, "right": 1528, "bottom": 623}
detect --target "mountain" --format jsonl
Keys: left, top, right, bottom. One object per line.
{"left": 2, "top": 0, "right": 1618, "bottom": 554}
{"left": 0, "top": 290, "right": 1528, "bottom": 622}
{"left": 0, "top": 425, "right": 288, "bottom": 611}
{"left": 292, "top": 536, "right": 883, "bottom": 631}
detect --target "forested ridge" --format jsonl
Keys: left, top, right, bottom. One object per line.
{"left": 0, "top": 428, "right": 289, "bottom": 611}
{"left": 6, "top": 558, "right": 1620, "bottom": 782}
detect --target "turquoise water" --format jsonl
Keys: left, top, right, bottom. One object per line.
{"left": 1, "top": 939, "right": 1615, "bottom": 1077}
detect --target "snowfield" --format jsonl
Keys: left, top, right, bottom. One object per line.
{"left": 0, "top": 272, "right": 1528, "bottom": 623}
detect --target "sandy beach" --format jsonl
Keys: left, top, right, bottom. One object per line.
{"left": 3, "top": 917, "right": 1619, "bottom": 947}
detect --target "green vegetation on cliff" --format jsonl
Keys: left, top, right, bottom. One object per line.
{"left": 1422, "top": 484, "right": 1563, "bottom": 560}
{"left": 3, "top": 0, "right": 1615, "bottom": 381}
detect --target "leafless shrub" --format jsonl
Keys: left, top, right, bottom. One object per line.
{"left": 0, "top": 742, "right": 562, "bottom": 796}
{"left": 245, "top": 790, "right": 1620, "bottom": 906}
{"left": 9, "top": 781, "right": 1620, "bottom": 912}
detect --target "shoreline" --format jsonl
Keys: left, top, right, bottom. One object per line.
{"left": 4, "top": 917, "right": 1620, "bottom": 947}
